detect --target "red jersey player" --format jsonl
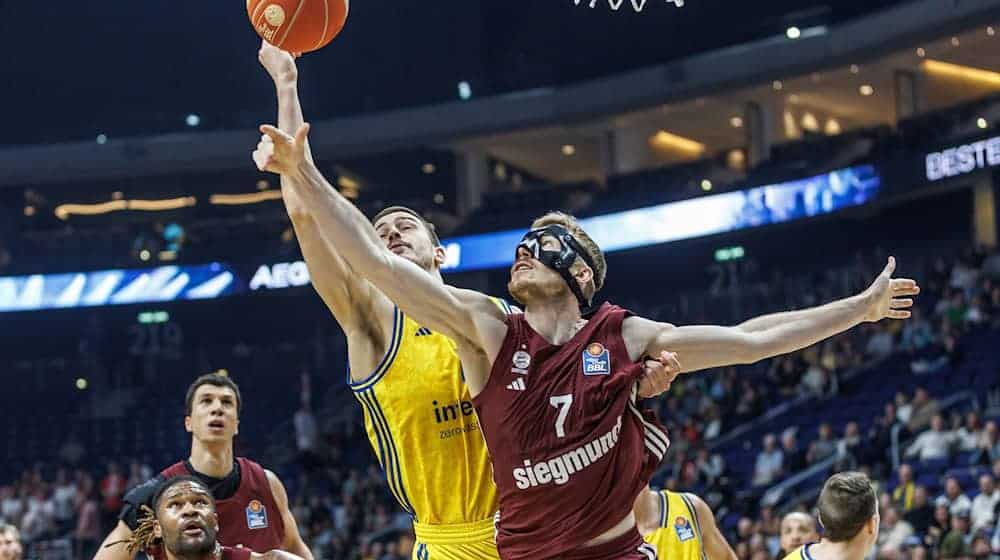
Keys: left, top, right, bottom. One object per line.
{"left": 254, "top": 123, "right": 919, "bottom": 559}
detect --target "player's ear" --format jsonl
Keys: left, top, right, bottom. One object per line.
{"left": 234, "top": 418, "right": 239, "bottom": 436}
{"left": 184, "top": 415, "right": 193, "bottom": 434}
{"left": 433, "top": 245, "right": 447, "bottom": 268}
{"left": 153, "top": 520, "right": 163, "bottom": 540}
{"left": 211, "top": 512, "right": 219, "bottom": 532}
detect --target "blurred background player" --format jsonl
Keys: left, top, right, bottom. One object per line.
{"left": 115, "top": 475, "right": 304, "bottom": 560}
{"left": 0, "top": 524, "right": 22, "bottom": 560}
{"left": 778, "top": 512, "right": 819, "bottom": 557}
{"left": 634, "top": 486, "right": 737, "bottom": 559}
{"left": 95, "top": 374, "right": 311, "bottom": 560}
{"left": 782, "top": 472, "right": 880, "bottom": 560}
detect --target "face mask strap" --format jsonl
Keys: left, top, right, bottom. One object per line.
{"left": 516, "top": 225, "right": 594, "bottom": 309}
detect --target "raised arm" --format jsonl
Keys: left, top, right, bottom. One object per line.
{"left": 257, "top": 42, "right": 379, "bottom": 335}
{"left": 253, "top": 124, "right": 504, "bottom": 357}
{"left": 623, "top": 258, "right": 919, "bottom": 372}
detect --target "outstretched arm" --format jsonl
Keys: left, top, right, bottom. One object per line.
{"left": 265, "top": 470, "right": 313, "bottom": 560}
{"left": 253, "top": 124, "right": 502, "bottom": 354}
{"left": 257, "top": 42, "right": 378, "bottom": 335}
{"left": 624, "top": 258, "right": 919, "bottom": 372}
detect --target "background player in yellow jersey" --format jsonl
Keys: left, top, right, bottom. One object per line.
{"left": 634, "top": 486, "right": 736, "bottom": 559}
{"left": 779, "top": 512, "right": 819, "bottom": 557}
{"left": 257, "top": 42, "right": 678, "bottom": 560}
{"left": 782, "top": 472, "right": 880, "bottom": 560}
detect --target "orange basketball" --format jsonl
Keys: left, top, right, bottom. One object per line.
{"left": 247, "top": 0, "right": 349, "bottom": 54}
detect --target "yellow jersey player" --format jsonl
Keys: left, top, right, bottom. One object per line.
{"left": 257, "top": 43, "right": 678, "bottom": 560}
{"left": 779, "top": 511, "right": 819, "bottom": 557}
{"left": 782, "top": 472, "right": 880, "bottom": 560}
{"left": 634, "top": 487, "right": 736, "bottom": 560}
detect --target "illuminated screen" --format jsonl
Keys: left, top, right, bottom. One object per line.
{"left": 0, "top": 165, "right": 878, "bottom": 312}
{"left": 440, "top": 164, "right": 880, "bottom": 272}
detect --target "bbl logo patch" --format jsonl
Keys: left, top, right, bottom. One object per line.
{"left": 512, "top": 350, "right": 532, "bottom": 374}
{"left": 674, "top": 516, "right": 695, "bottom": 542}
{"left": 246, "top": 499, "right": 268, "bottom": 530}
{"left": 582, "top": 342, "right": 611, "bottom": 376}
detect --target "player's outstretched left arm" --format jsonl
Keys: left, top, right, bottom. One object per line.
{"left": 265, "top": 471, "right": 313, "bottom": 560}
{"left": 623, "top": 257, "right": 919, "bottom": 372}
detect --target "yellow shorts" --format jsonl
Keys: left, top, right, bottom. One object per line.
{"left": 411, "top": 518, "right": 499, "bottom": 560}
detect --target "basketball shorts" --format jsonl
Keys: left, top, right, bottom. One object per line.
{"left": 412, "top": 519, "right": 500, "bottom": 560}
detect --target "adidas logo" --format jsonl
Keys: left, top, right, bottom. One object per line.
{"left": 415, "top": 327, "right": 433, "bottom": 337}
{"left": 506, "top": 378, "right": 526, "bottom": 391}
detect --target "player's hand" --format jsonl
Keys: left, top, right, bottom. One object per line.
{"left": 637, "top": 351, "right": 681, "bottom": 399}
{"left": 258, "top": 39, "right": 299, "bottom": 85}
{"left": 254, "top": 123, "right": 310, "bottom": 176}
{"left": 862, "top": 256, "right": 920, "bottom": 322}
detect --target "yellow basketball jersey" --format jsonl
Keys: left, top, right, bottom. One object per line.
{"left": 350, "top": 301, "right": 511, "bottom": 526}
{"left": 782, "top": 544, "right": 815, "bottom": 560}
{"left": 643, "top": 491, "right": 706, "bottom": 560}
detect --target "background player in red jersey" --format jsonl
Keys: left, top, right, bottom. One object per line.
{"left": 253, "top": 123, "right": 919, "bottom": 559}
{"left": 113, "top": 476, "right": 305, "bottom": 560}
{"left": 95, "top": 374, "right": 312, "bottom": 560}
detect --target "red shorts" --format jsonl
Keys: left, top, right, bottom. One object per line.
{"left": 558, "top": 530, "right": 657, "bottom": 560}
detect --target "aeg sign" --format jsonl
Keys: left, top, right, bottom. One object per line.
{"left": 249, "top": 261, "right": 311, "bottom": 291}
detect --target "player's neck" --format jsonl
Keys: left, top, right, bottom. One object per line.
{"left": 165, "top": 542, "right": 221, "bottom": 560}
{"left": 810, "top": 538, "right": 868, "bottom": 560}
{"left": 188, "top": 441, "right": 235, "bottom": 478}
{"left": 524, "top": 296, "right": 583, "bottom": 346}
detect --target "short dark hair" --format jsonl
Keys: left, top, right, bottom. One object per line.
{"left": 817, "top": 472, "right": 877, "bottom": 542}
{"left": 152, "top": 476, "right": 214, "bottom": 513}
{"left": 184, "top": 374, "right": 242, "bottom": 417}
{"left": 371, "top": 206, "right": 441, "bottom": 247}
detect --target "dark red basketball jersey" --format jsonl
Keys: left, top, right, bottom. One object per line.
{"left": 159, "top": 458, "right": 285, "bottom": 554}
{"left": 472, "top": 303, "right": 669, "bottom": 560}
{"left": 222, "top": 546, "right": 253, "bottom": 560}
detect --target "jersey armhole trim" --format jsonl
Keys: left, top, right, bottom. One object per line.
{"left": 659, "top": 491, "right": 669, "bottom": 528}
{"left": 348, "top": 307, "right": 404, "bottom": 392}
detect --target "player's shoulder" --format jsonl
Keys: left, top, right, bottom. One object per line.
{"left": 123, "top": 473, "right": 168, "bottom": 506}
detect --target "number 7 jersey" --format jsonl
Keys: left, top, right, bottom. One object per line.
{"left": 472, "top": 303, "right": 669, "bottom": 560}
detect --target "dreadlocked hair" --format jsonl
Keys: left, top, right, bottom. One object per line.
{"left": 104, "top": 475, "right": 213, "bottom": 555}
{"left": 104, "top": 504, "right": 159, "bottom": 554}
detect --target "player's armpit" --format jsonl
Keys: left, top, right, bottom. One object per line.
{"left": 264, "top": 470, "right": 314, "bottom": 560}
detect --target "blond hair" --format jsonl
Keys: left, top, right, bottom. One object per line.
{"left": 530, "top": 212, "right": 606, "bottom": 300}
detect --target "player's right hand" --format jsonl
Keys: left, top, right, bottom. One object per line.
{"left": 637, "top": 351, "right": 681, "bottom": 399}
{"left": 258, "top": 39, "right": 299, "bottom": 85}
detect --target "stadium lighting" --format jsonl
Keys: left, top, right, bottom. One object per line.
{"left": 649, "top": 130, "right": 706, "bottom": 157}
{"left": 951, "top": 37, "right": 961, "bottom": 47}
{"left": 989, "top": 26, "right": 996, "bottom": 37}
{"left": 916, "top": 47, "right": 926, "bottom": 57}
{"left": 139, "top": 250, "right": 151, "bottom": 262}
{"left": 76, "top": 378, "right": 88, "bottom": 390}
{"left": 561, "top": 144, "right": 576, "bottom": 156}
{"left": 96, "top": 134, "right": 108, "bottom": 145}
{"left": 850, "top": 65, "right": 860, "bottom": 74}
{"left": 457, "top": 81, "right": 472, "bottom": 100}
{"left": 434, "top": 193, "right": 445, "bottom": 204}
{"left": 923, "top": 59, "right": 1000, "bottom": 87}
{"left": 700, "top": 179, "right": 713, "bottom": 191}
{"left": 185, "top": 114, "right": 201, "bottom": 127}
{"left": 978, "top": 117, "right": 989, "bottom": 129}
{"left": 422, "top": 163, "right": 437, "bottom": 174}
{"left": 786, "top": 27, "right": 801, "bottom": 40}
{"left": 859, "top": 84, "right": 875, "bottom": 96}
{"left": 23, "top": 206, "right": 35, "bottom": 217}
{"left": 772, "top": 80, "right": 783, "bottom": 91}
{"left": 730, "top": 116, "right": 743, "bottom": 128}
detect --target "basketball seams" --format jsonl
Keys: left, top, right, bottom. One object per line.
{"left": 250, "top": 1, "right": 267, "bottom": 32}
{"left": 314, "top": 0, "right": 329, "bottom": 52}
{"left": 276, "top": 0, "right": 306, "bottom": 49}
